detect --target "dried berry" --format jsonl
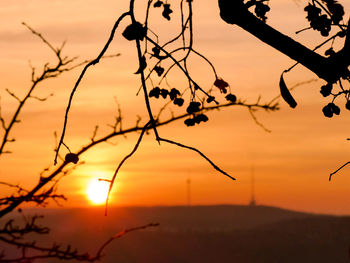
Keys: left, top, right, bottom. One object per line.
{"left": 162, "top": 4, "right": 173, "bottom": 20}
{"left": 324, "top": 0, "right": 344, "bottom": 24}
{"left": 254, "top": 2, "right": 270, "bottom": 22}
{"left": 153, "top": 0, "right": 163, "bottom": 8}
{"left": 122, "top": 22, "right": 146, "bottom": 41}
{"left": 330, "top": 103, "right": 340, "bottom": 115}
{"left": 225, "top": 94, "right": 237, "bottom": 103}
{"left": 305, "top": 4, "right": 321, "bottom": 20}
{"left": 192, "top": 114, "right": 209, "bottom": 125}
{"left": 322, "top": 102, "right": 340, "bottom": 117}
{"left": 65, "top": 153, "right": 79, "bottom": 164}
{"left": 184, "top": 118, "right": 195, "bottom": 127}
{"left": 338, "top": 31, "right": 346, "bottom": 38}
{"left": 214, "top": 78, "right": 229, "bottom": 94}
{"left": 320, "top": 83, "right": 333, "bottom": 97}
{"left": 160, "top": 89, "right": 168, "bottom": 99}
{"left": 304, "top": 4, "right": 332, "bottom": 36}
{"left": 197, "top": 114, "right": 209, "bottom": 123}
{"left": 173, "top": 97, "right": 184, "bottom": 106}
{"left": 154, "top": 66, "right": 164, "bottom": 76}
{"left": 206, "top": 96, "right": 215, "bottom": 103}
{"left": 194, "top": 115, "right": 202, "bottom": 124}
{"left": 322, "top": 104, "right": 333, "bottom": 118}
{"left": 152, "top": 46, "right": 161, "bottom": 58}
{"left": 186, "top": 102, "right": 201, "bottom": 114}
{"left": 169, "top": 88, "right": 180, "bottom": 100}
{"left": 149, "top": 87, "right": 160, "bottom": 98}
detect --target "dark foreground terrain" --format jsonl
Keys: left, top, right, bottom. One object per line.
{"left": 2, "top": 205, "right": 350, "bottom": 262}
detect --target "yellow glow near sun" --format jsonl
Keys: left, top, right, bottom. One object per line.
{"left": 86, "top": 178, "right": 110, "bottom": 205}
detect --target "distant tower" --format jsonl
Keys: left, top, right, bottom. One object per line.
{"left": 249, "top": 166, "right": 256, "bottom": 206}
{"left": 186, "top": 178, "right": 191, "bottom": 207}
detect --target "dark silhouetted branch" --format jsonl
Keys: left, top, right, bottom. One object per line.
{"left": 0, "top": 23, "right": 120, "bottom": 157}
{"left": 218, "top": 0, "right": 349, "bottom": 83}
{"left": 0, "top": 219, "right": 158, "bottom": 263}
{"left": 329, "top": 161, "right": 350, "bottom": 181}
{"left": 159, "top": 137, "right": 235, "bottom": 180}
{"left": 54, "top": 12, "right": 129, "bottom": 165}
{"left": 0, "top": 97, "right": 278, "bottom": 218}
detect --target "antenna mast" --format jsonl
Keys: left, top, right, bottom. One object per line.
{"left": 187, "top": 178, "right": 191, "bottom": 207}
{"left": 249, "top": 166, "right": 256, "bottom": 206}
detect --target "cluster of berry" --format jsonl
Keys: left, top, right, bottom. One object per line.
{"left": 254, "top": 1, "right": 270, "bottom": 22}
{"left": 149, "top": 87, "right": 184, "bottom": 107}
{"left": 153, "top": 1, "right": 173, "bottom": 20}
{"left": 320, "top": 83, "right": 350, "bottom": 118}
{"left": 245, "top": 0, "right": 270, "bottom": 22}
{"left": 304, "top": 1, "right": 344, "bottom": 37}
{"left": 184, "top": 102, "right": 208, "bottom": 126}
{"left": 305, "top": 4, "right": 332, "bottom": 36}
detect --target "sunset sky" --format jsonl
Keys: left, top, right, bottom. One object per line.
{"left": 0, "top": 0, "right": 349, "bottom": 215}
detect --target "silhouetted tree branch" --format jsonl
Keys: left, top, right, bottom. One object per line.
{"left": 5, "top": 0, "right": 348, "bottom": 261}
{"left": 54, "top": 0, "right": 292, "bottom": 204}
{"left": 218, "top": 0, "right": 348, "bottom": 83}
{"left": 218, "top": 0, "right": 349, "bottom": 113}
{"left": 1, "top": 19, "right": 280, "bottom": 262}
{"left": 0, "top": 218, "right": 158, "bottom": 263}
{"left": 0, "top": 98, "right": 278, "bottom": 218}
{"left": 0, "top": 23, "right": 120, "bottom": 156}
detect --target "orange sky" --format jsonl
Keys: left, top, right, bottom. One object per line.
{"left": 0, "top": 0, "right": 349, "bottom": 215}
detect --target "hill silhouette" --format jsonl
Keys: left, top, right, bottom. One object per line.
{"left": 2, "top": 205, "right": 350, "bottom": 262}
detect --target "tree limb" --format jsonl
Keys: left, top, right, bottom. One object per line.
{"left": 218, "top": 0, "right": 349, "bottom": 83}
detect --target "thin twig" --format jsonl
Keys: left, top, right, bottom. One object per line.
{"left": 159, "top": 137, "right": 235, "bottom": 181}
{"left": 105, "top": 121, "right": 151, "bottom": 215}
{"left": 95, "top": 223, "right": 159, "bottom": 258}
{"left": 329, "top": 162, "right": 350, "bottom": 181}
{"left": 54, "top": 12, "right": 129, "bottom": 164}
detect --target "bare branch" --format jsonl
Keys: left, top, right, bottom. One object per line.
{"left": 0, "top": 221, "right": 158, "bottom": 262}
{"left": 329, "top": 162, "right": 350, "bottom": 181}
{"left": 159, "top": 137, "right": 235, "bottom": 181}
{"left": 90, "top": 125, "right": 99, "bottom": 142}
{"left": 30, "top": 93, "right": 54, "bottom": 102}
{"left": 22, "top": 22, "right": 58, "bottom": 54}
{"left": 5, "top": 89, "right": 21, "bottom": 103}
{"left": 94, "top": 223, "right": 159, "bottom": 259}
{"left": 0, "top": 95, "right": 277, "bottom": 218}
{"left": 0, "top": 98, "right": 6, "bottom": 130}
{"left": 218, "top": 0, "right": 349, "bottom": 83}
{"left": 54, "top": 12, "right": 129, "bottom": 165}
{"left": 0, "top": 23, "right": 120, "bottom": 157}
{"left": 105, "top": 121, "right": 151, "bottom": 215}
{"left": 248, "top": 107, "right": 271, "bottom": 133}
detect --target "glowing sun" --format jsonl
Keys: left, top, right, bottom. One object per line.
{"left": 86, "top": 179, "right": 110, "bottom": 205}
